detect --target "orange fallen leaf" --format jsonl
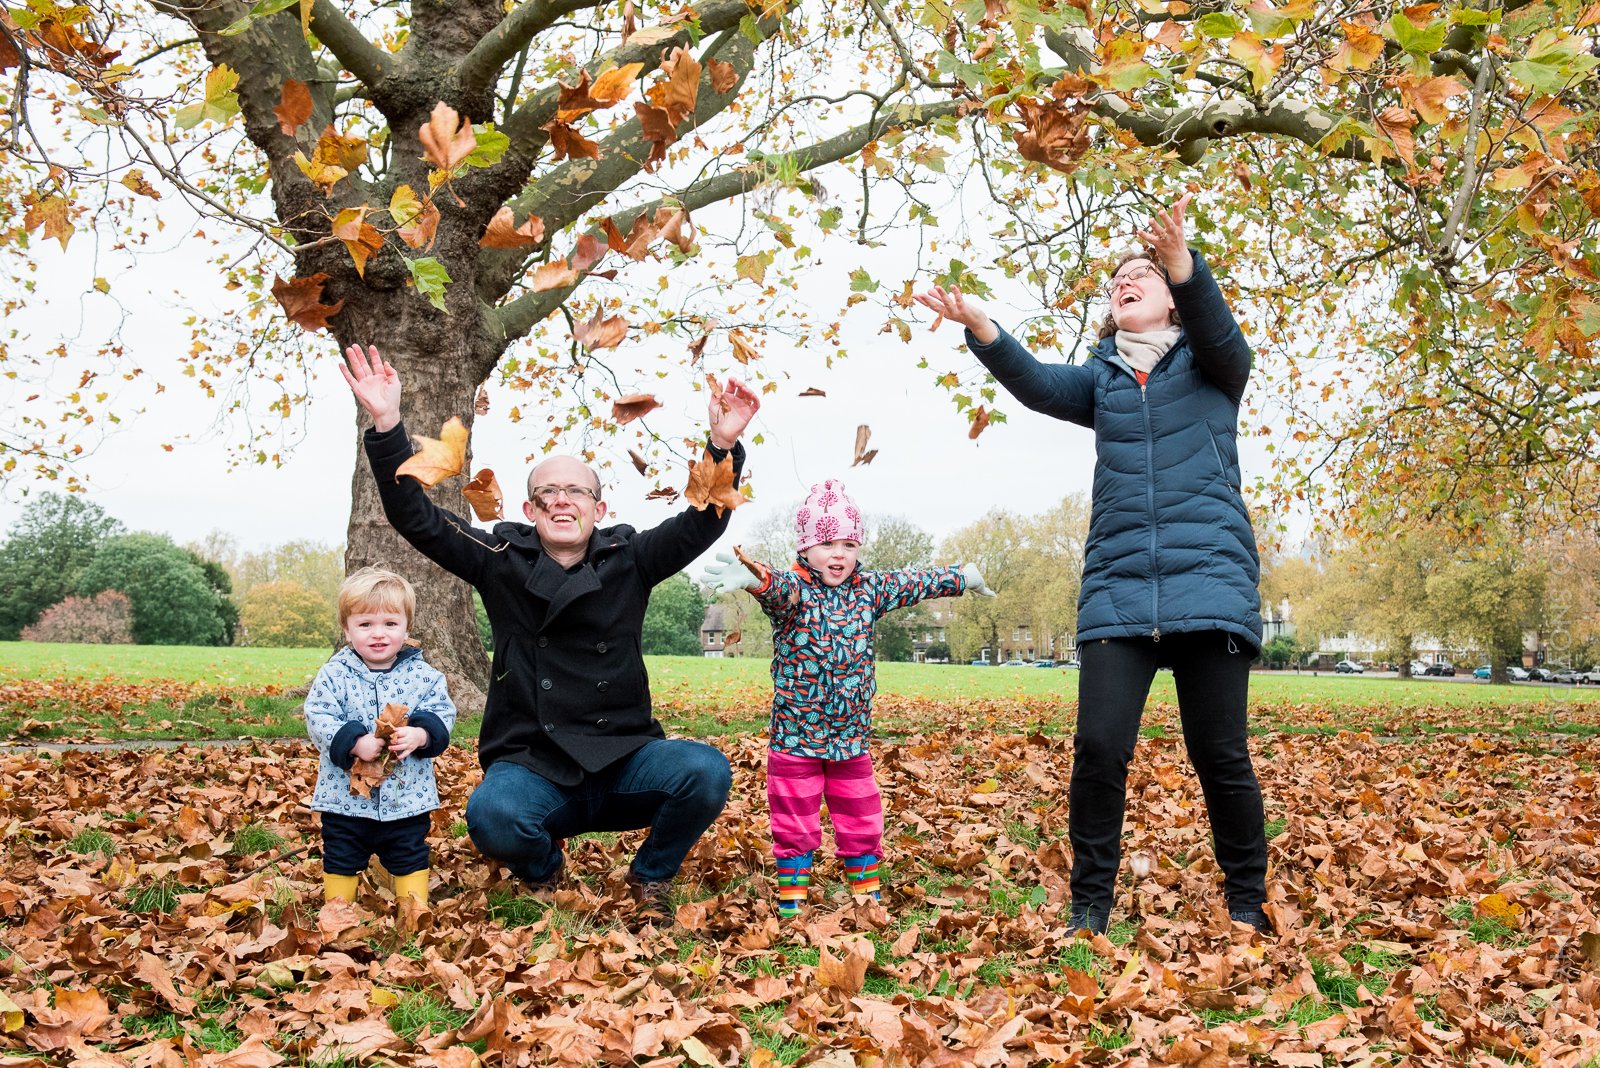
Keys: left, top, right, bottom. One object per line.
{"left": 463, "top": 469, "right": 503, "bottom": 521}
{"left": 274, "top": 78, "right": 312, "bottom": 136}
{"left": 612, "top": 394, "right": 659, "bottom": 424}
{"left": 574, "top": 309, "right": 629, "bottom": 351}
{"left": 396, "top": 416, "right": 468, "bottom": 488}
{"left": 419, "top": 101, "right": 477, "bottom": 171}
{"left": 706, "top": 57, "right": 739, "bottom": 94}
{"left": 684, "top": 451, "right": 742, "bottom": 517}
{"left": 814, "top": 940, "right": 870, "bottom": 996}
{"left": 272, "top": 273, "right": 345, "bottom": 332}
{"left": 480, "top": 206, "right": 545, "bottom": 248}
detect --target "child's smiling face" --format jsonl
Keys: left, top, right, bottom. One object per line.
{"left": 344, "top": 610, "right": 408, "bottom": 670}
{"left": 803, "top": 540, "right": 860, "bottom": 586}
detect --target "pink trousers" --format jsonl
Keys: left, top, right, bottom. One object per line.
{"left": 766, "top": 749, "right": 883, "bottom": 859}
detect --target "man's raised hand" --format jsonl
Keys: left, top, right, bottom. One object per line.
{"left": 340, "top": 344, "right": 403, "bottom": 433}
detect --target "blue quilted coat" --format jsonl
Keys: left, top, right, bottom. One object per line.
{"left": 965, "top": 250, "right": 1263, "bottom": 651}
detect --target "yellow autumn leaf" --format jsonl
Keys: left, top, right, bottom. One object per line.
{"left": 1477, "top": 893, "right": 1524, "bottom": 923}
{"left": 370, "top": 987, "right": 400, "bottom": 1008}
{"left": 0, "top": 991, "right": 23, "bottom": 1033}
{"left": 972, "top": 777, "right": 999, "bottom": 794}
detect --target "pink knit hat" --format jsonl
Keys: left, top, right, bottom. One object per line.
{"left": 795, "top": 479, "right": 865, "bottom": 553}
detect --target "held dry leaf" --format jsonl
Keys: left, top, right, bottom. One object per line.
{"left": 274, "top": 79, "right": 312, "bottom": 136}
{"left": 376, "top": 703, "right": 408, "bottom": 741}
{"left": 612, "top": 394, "right": 660, "bottom": 424}
{"left": 396, "top": 416, "right": 468, "bottom": 488}
{"left": 480, "top": 206, "right": 545, "bottom": 249}
{"left": 574, "top": 309, "right": 629, "bottom": 351}
{"left": 271, "top": 274, "right": 345, "bottom": 332}
{"left": 419, "top": 102, "right": 478, "bottom": 171}
{"left": 851, "top": 424, "right": 878, "bottom": 466}
{"left": 684, "top": 452, "right": 743, "bottom": 517}
{"left": 349, "top": 758, "right": 386, "bottom": 799}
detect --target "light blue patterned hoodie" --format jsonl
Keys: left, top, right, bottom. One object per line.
{"left": 303, "top": 645, "right": 455, "bottom": 820}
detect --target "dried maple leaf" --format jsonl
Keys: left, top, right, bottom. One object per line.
{"left": 645, "top": 486, "right": 679, "bottom": 501}
{"left": 473, "top": 386, "right": 490, "bottom": 416}
{"left": 634, "top": 102, "right": 677, "bottom": 170}
{"left": 274, "top": 79, "right": 312, "bottom": 136}
{"left": 628, "top": 449, "right": 649, "bottom": 475}
{"left": 271, "top": 274, "right": 345, "bottom": 332}
{"left": 733, "top": 545, "right": 770, "bottom": 588}
{"left": 730, "top": 332, "right": 761, "bottom": 365}
{"left": 480, "top": 206, "right": 545, "bottom": 248}
{"left": 557, "top": 63, "right": 644, "bottom": 122}
{"left": 119, "top": 169, "right": 160, "bottom": 199}
{"left": 542, "top": 120, "right": 601, "bottom": 161}
{"left": 529, "top": 259, "right": 580, "bottom": 292}
{"left": 462, "top": 469, "right": 503, "bottom": 521}
{"left": 1013, "top": 97, "right": 1090, "bottom": 174}
{"left": 396, "top": 416, "right": 468, "bottom": 488}
{"left": 815, "top": 939, "right": 871, "bottom": 995}
{"left": 968, "top": 405, "right": 991, "bottom": 440}
{"left": 574, "top": 309, "right": 629, "bottom": 351}
{"left": 376, "top": 702, "right": 409, "bottom": 740}
{"left": 419, "top": 102, "right": 477, "bottom": 171}
{"left": 612, "top": 394, "right": 659, "bottom": 424}
{"left": 706, "top": 58, "right": 739, "bottom": 94}
{"left": 723, "top": 629, "right": 742, "bottom": 646}
{"left": 851, "top": 424, "right": 877, "bottom": 466}
{"left": 648, "top": 47, "right": 701, "bottom": 124}
{"left": 391, "top": 185, "right": 441, "bottom": 250}
{"left": 799, "top": 387, "right": 826, "bottom": 397}
{"left": 332, "top": 206, "right": 384, "bottom": 278}
{"left": 571, "top": 233, "right": 606, "bottom": 273}
{"left": 684, "top": 451, "right": 743, "bottom": 517}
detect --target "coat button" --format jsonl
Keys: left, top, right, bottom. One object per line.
{"left": 596, "top": 680, "right": 609, "bottom": 693}
{"left": 537, "top": 637, "right": 549, "bottom": 648}
{"left": 540, "top": 678, "right": 552, "bottom": 690}
{"left": 596, "top": 718, "right": 610, "bottom": 729}
{"left": 543, "top": 723, "right": 555, "bottom": 732}
{"left": 596, "top": 641, "right": 607, "bottom": 653}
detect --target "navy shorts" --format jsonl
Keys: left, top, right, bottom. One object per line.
{"left": 319, "top": 811, "right": 431, "bottom": 876}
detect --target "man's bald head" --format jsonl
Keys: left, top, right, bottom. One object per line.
{"left": 526, "top": 455, "right": 602, "bottom": 500}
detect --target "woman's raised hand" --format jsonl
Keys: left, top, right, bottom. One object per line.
{"left": 913, "top": 285, "right": 998, "bottom": 345}
{"left": 340, "top": 344, "right": 403, "bottom": 433}
{"left": 1134, "top": 193, "right": 1194, "bottom": 284}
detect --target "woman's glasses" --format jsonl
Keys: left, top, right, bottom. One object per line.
{"left": 1103, "top": 263, "right": 1163, "bottom": 298}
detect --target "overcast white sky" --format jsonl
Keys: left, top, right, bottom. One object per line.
{"left": 2, "top": 187, "right": 1282, "bottom": 571}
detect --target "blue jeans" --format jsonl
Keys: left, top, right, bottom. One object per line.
{"left": 466, "top": 739, "right": 733, "bottom": 883}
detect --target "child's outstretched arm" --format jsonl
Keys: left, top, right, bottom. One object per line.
{"left": 702, "top": 550, "right": 803, "bottom": 626}
{"left": 871, "top": 562, "right": 996, "bottom": 619}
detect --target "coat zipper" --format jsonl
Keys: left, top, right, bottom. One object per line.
{"left": 1141, "top": 382, "right": 1160, "bottom": 642}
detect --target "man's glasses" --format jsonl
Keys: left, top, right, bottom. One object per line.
{"left": 1103, "top": 263, "right": 1163, "bottom": 298}
{"left": 530, "top": 484, "right": 601, "bottom": 504}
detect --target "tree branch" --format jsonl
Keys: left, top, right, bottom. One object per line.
{"left": 308, "top": 0, "right": 392, "bottom": 91}
{"left": 457, "top": 0, "right": 605, "bottom": 94}
{"left": 487, "top": 97, "right": 966, "bottom": 343}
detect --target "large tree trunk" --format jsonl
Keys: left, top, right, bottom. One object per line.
{"left": 342, "top": 296, "right": 492, "bottom": 713}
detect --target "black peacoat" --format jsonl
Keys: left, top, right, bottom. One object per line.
{"left": 365, "top": 423, "right": 742, "bottom": 786}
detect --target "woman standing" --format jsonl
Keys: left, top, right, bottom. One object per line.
{"left": 915, "top": 195, "right": 1269, "bottom": 934}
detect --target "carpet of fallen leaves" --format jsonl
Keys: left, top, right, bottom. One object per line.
{"left": 1, "top": 710, "right": 1597, "bottom": 1067}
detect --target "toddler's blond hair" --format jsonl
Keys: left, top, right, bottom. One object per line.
{"left": 337, "top": 567, "right": 415, "bottom": 627}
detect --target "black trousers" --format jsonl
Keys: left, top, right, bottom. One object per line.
{"left": 320, "top": 812, "right": 431, "bottom": 877}
{"left": 1071, "top": 630, "right": 1266, "bottom": 911}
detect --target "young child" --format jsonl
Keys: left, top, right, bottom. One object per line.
{"left": 303, "top": 567, "right": 456, "bottom": 908}
{"left": 703, "top": 480, "right": 993, "bottom": 917}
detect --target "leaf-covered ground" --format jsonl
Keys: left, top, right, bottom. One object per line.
{"left": 1, "top": 708, "right": 1597, "bottom": 1066}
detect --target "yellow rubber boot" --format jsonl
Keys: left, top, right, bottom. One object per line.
{"left": 392, "top": 869, "right": 429, "bottom": 907}
{"left": 323, "top": 873, "right": 359, "bottom": 902}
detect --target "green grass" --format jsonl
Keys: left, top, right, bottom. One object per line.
{"left": 232, "top": 823, "right": 286, "bottom": 854}
{"left": 128, "top": 876, "right": 185, "bottom": 914}
{"left": 68, "top": 827, "right": 116, "bottom": 857}
{"left": 388, "top": 991, "right": 474, "bottom": 1042}
{"left": 485, "top": 888, "right": 550, "bottom": 928}
{"left": 0, "top": 642, "right": 326, "bottom": 685}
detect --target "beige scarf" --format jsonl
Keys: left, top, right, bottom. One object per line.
{"left": 1114, "top": 326, "right": 1181, "bottom": 375}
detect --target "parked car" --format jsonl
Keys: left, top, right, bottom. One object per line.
{"left": 1063, "top": 658, "right": 1081, "bottom": 669}
{"left": 1422, "top": 661, "right": 1456, "bottom": 677}
{"left": 1581, "top": 666, "right": 1600, "bottom": 685}
{"left": 969, "top": 659, "right": 991, "bottom": 667}
{"left": 1526, "top": 667, "right": 1554, "bottom": 682}
{"left": 1408, "top": 660, "right": 1430, "bottom": 676}
{"left": 1473, "top": 664, "right": 1492, "bottom": 679}
{"left": 1553, "top": 668, "right": 1581, "bottom": 685}
{"left": 1334, "top": 659, "right": 1365, "bottom": 674}
{"left": 1001, "top": 659, "right": 1028, "bottom": 667}
{"left": 1031, "top": 659, "right": 1056, "bottom": 668}
{"left": 1507, "top": 666, "right": 1530, "bottom": 681}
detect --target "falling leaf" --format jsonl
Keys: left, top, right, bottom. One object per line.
{"left": 119, "top": 169, "right": 161, "bottom": 199}
{"left": 574, "top": 309, "right": 629, "bottom": 351}
{"left": 175, "top": 64, "right": 241, "bottom": 129}
{"left": 542, "top": 121, "right": 602, "bottom": 161}
{"left": 612, "top": 394, "right": 659, "bottom": 424}
{"left": 274, "top": 79, "right": 312, "bottom": 136}
{"left": 530, "top": 259, "right": 580, "bottom": 292}
{"left": 463, "top": 469, "right": 503, "bottom": 521}
{"left": 396, "top": 416, "right": 468, "bottom": 488}
{"left": 332, "top": 206, "right": 384, "bottom": 277}
{"left": 627, "top": 449, "right": 649, "bottom": 475}
{"left": 390, "top": 185, "right": 440, "bottom": 250}
{"left": 684, "top": 451, "right": 743, "bottom": 517}
{"left": 556, "top": 63, "right": 645, "bottom": 122}
{"left": 730, "top": 332, "right": 761, "bottom": 365}
{"left": 419, "top": 102, "right": 478, "bottom": 171}
{"left": 480, "top": 206, "right": 546, "bottom": 248}
{"left": 571, "top": 233, "right": 606, "bottom": 273}
{"left": 706, "top": 58, "right": 739, "bottom": 94}
{"left": 851, "top": 425, "right": 877, "bottom": 466}
{"left": 645, "top": 486, "right": 680, "bottom": 501}
{"left": 23, "top": 194, "right": 73, "bottom": 250}
{"left": 799, "top": 387, "right": 826, "bottom": 397}
{"left": 271, "top": 274, "right": 345, "bottom": 332}
{"left": 474, "top": 386, "right": 490, "bottom": 416}
{"left": 648, "top": 47, "right": 702, "bottom": 124}
{"left": 1013, "top": 97, "right": 1090, "bottom": 174}
{"left": 723, "top": 629, "right": 742, "bottom": 646}
{"left": 1375, "top": 106, "right": 1418, "bottom": 168}
{"left": 968, "top": 405, "right": 991, "bottom": 440}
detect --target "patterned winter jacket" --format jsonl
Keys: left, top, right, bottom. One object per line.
{"left": 303, "top": 645, "right": 456, "bottom": 820}
{"left": 752, "top": 558, "right": 966, "bottom": 759}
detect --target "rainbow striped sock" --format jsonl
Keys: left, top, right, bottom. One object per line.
{"left": 775, "top": 852, "right": 813, "bottom": 918}
{"left": 842, "top": 854, "right": 881, "bottom": 899}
